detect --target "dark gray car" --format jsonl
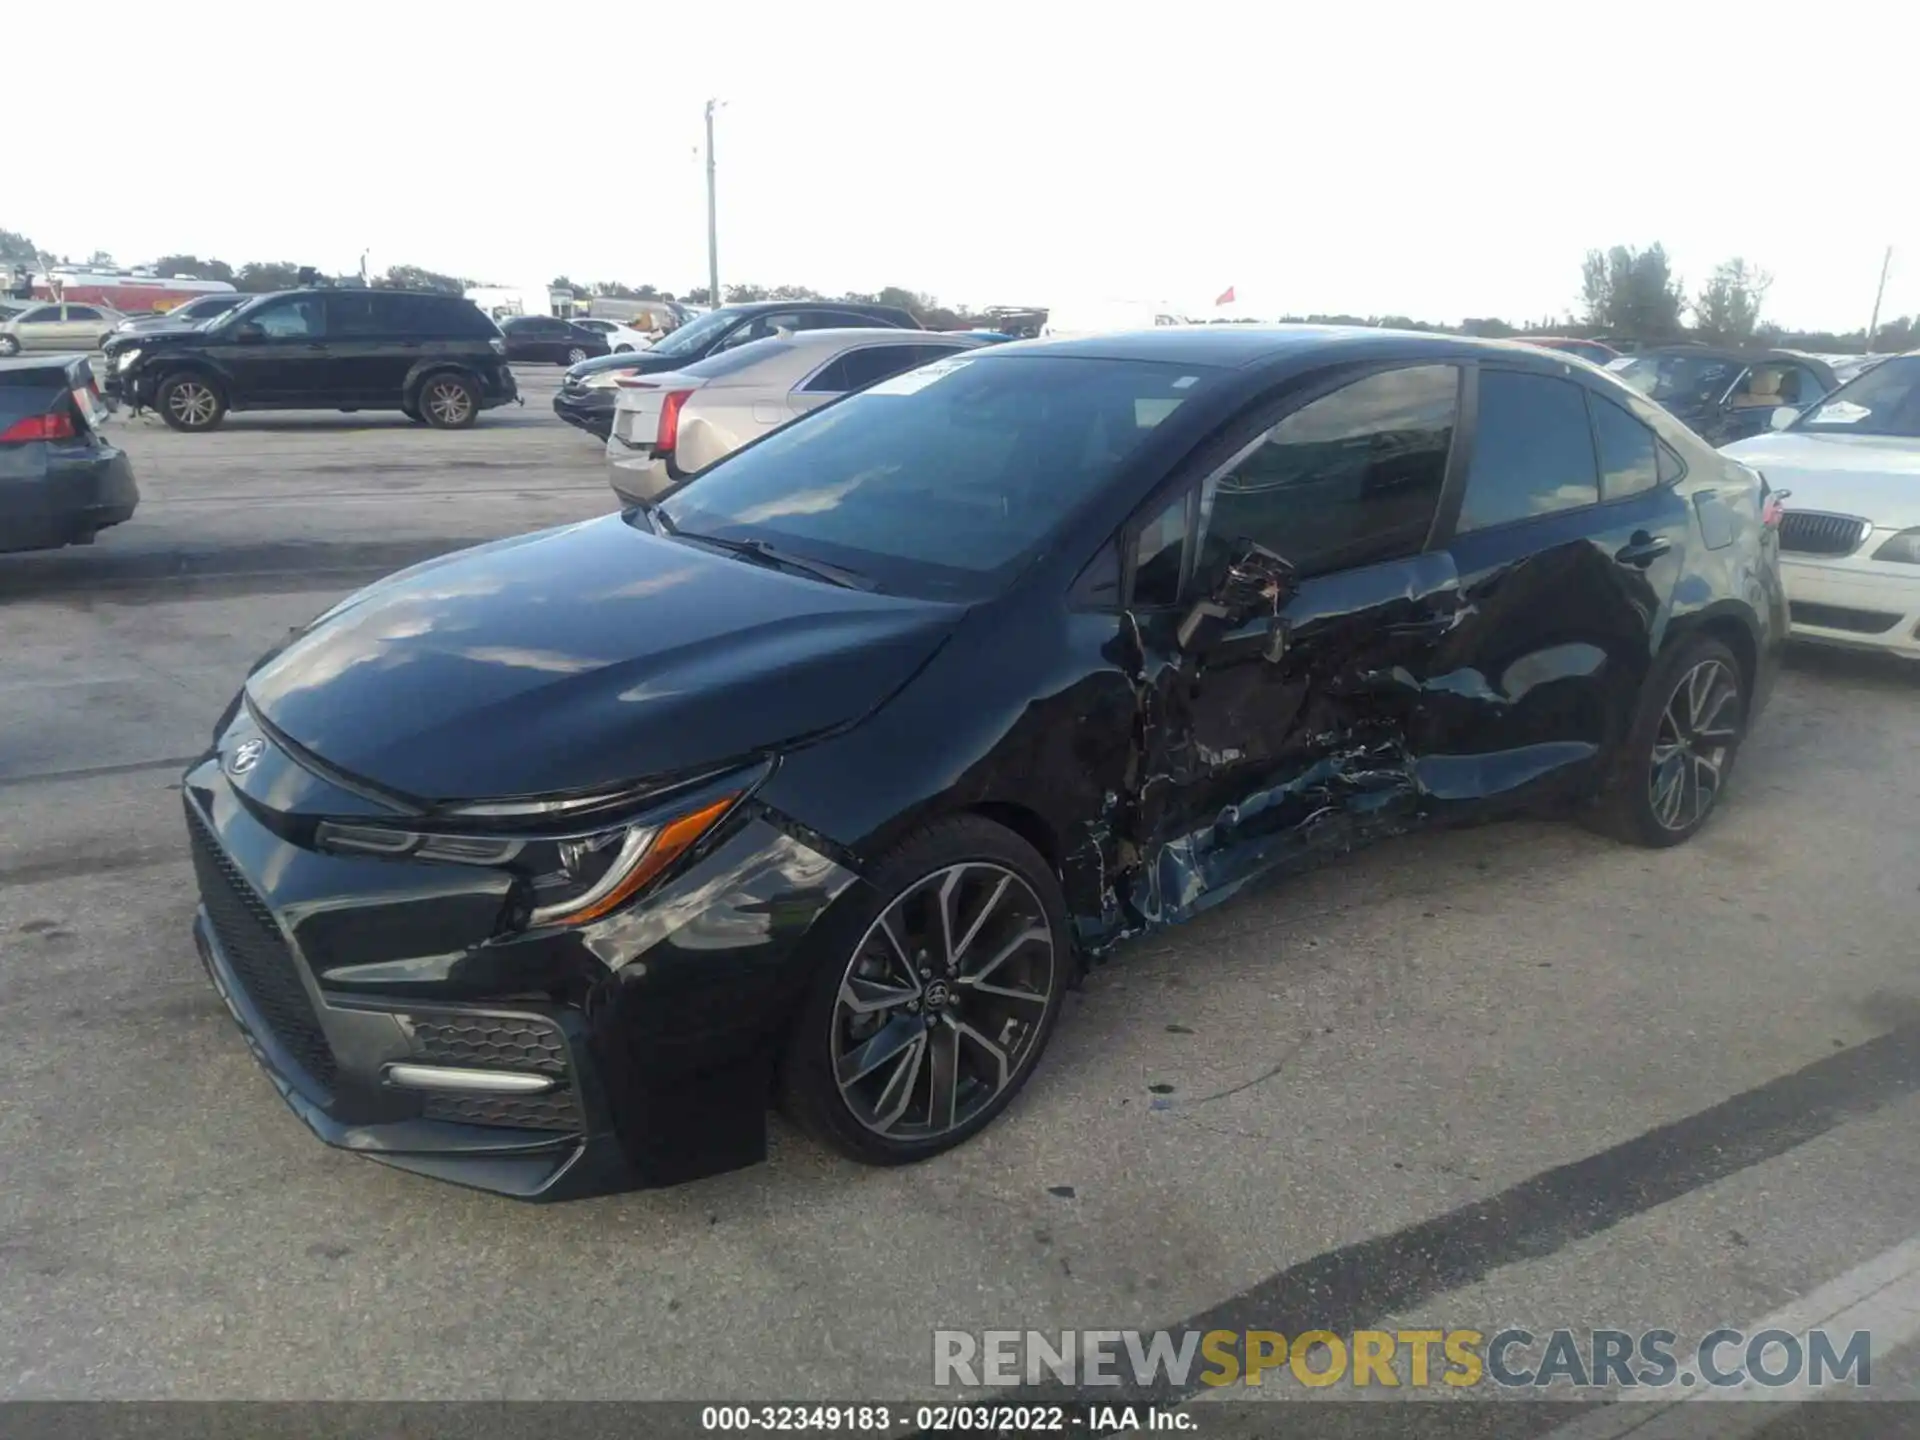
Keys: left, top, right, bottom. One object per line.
{"left": 0, "top": 354, "right": 138, "bottom": 553}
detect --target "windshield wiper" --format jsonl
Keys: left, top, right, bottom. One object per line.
{"left": 669, "top": 528, "right": 878, "bottom": 591}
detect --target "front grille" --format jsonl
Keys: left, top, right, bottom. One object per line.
{"left": 407, "top": 1016, "right": 568, "bottom": 1075}
{"left": 407, "top": 1012, "right": 581, "bottom": 1133}
{"left": 1791, "top": 601, "right": 1903, "bottom": 635}
{"left": 1779, "top": 511, "right": 1871, "bottom": 556}
{"left": 185, "top": 802, "right": 338, "bottom": 1093}
{"left": 421, "top": 1091, "right": 580, "bottom": 1132}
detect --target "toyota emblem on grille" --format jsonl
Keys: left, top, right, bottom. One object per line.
{"left": 227, "top": 738, "right": 267, "bottom": 775}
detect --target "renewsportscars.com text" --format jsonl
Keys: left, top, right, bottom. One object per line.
{"left": 933, "top": 1327, "right": 1873, "bottom": 1390}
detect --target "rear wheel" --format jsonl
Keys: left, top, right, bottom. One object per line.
{"left": 417, "top": 373, "right": 478, "bottom": 429}
{"left": 565, "top": 346, "right": 589, "bottom": 365}
{"left": 780, "top": 816, "right": 1070, "bottom": 1166}
{"left": 157, "top": 373, "right": 226, "bottom": 432}
{"left": 1590, "top": 635, "right": 1746, "bottom": 847}
{"left": 614, "top": 344, "right": 634, "bottom": 354}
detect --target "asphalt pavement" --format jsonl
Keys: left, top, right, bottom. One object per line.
{"left": 2, "top": 367, "right": 1916, "bottom": 1412}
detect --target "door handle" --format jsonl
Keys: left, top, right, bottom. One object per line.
{"left": 1614, "top": 533, "right": 1671, "bottom": 568}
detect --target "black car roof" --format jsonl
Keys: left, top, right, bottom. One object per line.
{"left": 979, "top": 325, "right": 1578, "bottom": 372}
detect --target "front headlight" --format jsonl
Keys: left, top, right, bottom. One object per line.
{"left": 1872, "top": 529, "right": 1920, "bottom": 564}
{"left": 116, "top": 348, "right": 142, "bottom": 371}
{"left": 315, "top": 793, "right": 737, "bottom": 928}
{"left": 583, "top": 369, "right": 637, "bottom": 390}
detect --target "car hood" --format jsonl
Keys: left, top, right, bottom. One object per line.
{"left": 565, "top": 350, "right": 694, "bottom": 384}
{"left": 103, "top": 324, "right": 212, "bottom": 356}
{"left": 118, "top": 317, "right": 204, "bottom": 335}
{"left": 245, "top": 515, "right": 962, "bottom": 803}
{"left": 1720, "top": 430, "right": 1920, "bottom": 530}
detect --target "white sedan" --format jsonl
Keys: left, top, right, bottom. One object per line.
{"left": 1721, "top": 352, "right": 1920, "bottom": 659}
{"left": 570, "top": 317, "right": 653, "bottom": 353}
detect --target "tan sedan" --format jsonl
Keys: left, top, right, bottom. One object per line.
{"left": 605, "top": 328, "right": 993, "bottom": 505}
{"left": 0, "top": 301, "right": 129, "bottom": 355}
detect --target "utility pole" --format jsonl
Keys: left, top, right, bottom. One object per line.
{"left": 1866, "top": 245, "right": 1893, "bottom": 352}
{"left": 704, "top": 99, "right": 723, "bottom": 309}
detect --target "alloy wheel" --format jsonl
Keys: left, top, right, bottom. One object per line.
{"left": 567, "top": 347, "right": 588, "bottom": 364}
{"left": 831, "top": 862, "right": 1055, "bottom": 1141}
{"left": 425, "top": 379, "right": 472, "bottom": 426}
{"left": 1648, "top": 658, "right": 1741, "bottom": 832}
{"left": 168, "top": 381, "right": 218, "bottom": 428}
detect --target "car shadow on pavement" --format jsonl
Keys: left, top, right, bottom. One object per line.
{"left": 1782, "top": 642, "right": 1920, "bottom": 691}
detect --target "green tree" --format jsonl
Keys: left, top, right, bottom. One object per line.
{"left": 0, "top": 227, "right": 42, "bottom": 268}
{"left": 153, "top": 254, "right": 236, "bottom": 283}
{"left": 1691, "top": 258, "right": 1771, "bottom": 343}
{"left": 383, "top": 263, "right": 470, "bottom": 294}
{"left": 1580, "top": 243, "right": 1686, "bottom": 339}
{"left": 549, "top": 275, "right": 582, "bottom": 296}
{"left": 234, "top": 261, "right": 306, "bottom": 293}
{"left": 724, "top": 282, "right": 770, "bottom": 302}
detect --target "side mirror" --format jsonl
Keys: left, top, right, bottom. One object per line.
{"left": 231, "top": 322, "right": 265, "bottom": 343}
{"left": 1177, "top": 539, "right": 1298, "bottom": 658}
{"left": 1769, "top": 405, "right": 1799, "bottom": 431}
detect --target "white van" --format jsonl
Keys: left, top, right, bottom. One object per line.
{"left": 1040, "top": 299, "right": 1189, "bottom": 340}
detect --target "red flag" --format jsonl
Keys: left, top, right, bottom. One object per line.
{"left": 1214, "top": 285, "right": 1235, "bottom": 306}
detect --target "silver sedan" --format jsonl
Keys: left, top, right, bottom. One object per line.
{"left": 605, "top": 328, "right": 991, "bottom": 504}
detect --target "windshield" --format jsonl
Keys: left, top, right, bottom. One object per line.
{"left": 1791, "top": 355, "right": 1920, "bottom": 438}
{"left": 1608, "top": 353, "right": 1743, "bottom": 405}
{"left": 656, "top": 354, "right": 1210, "bottom": 600}
{"left": 647, "top": 306, "right": 745, "bottom": 358}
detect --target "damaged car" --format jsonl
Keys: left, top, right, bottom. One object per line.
{"left": 181, "top": 328, "right": 1784, "bottom": 1199}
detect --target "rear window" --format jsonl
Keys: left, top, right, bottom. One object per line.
{"left": 0, "top": 363, "right": 83, "bottom": 425}
{"left": 657, "top": 354, "right": 1212, "bottom": 599}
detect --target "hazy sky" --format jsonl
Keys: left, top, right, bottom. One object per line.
{"left": 16, "top": 1, "right": 1914, "bottom": 329}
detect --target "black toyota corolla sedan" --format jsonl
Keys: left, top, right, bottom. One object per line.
{"left": 183, "top": 328, "right": 1786, "bottom": 1199}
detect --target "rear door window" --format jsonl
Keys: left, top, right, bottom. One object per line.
{"left": 327, "top": 292, "right": 384, "bottom": 335}
{"left": 1457, "top": 370, "right": 1600, "bottom": 532}
{"left": 810, "top": 343, "right": 939, "bottom": 394}
{"left": 66, "top": 305, "right": 103, "bottom": 321}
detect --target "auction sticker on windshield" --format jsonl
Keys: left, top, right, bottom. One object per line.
{"left": 867, "top": 357, "right": 974, "bottom": 396}
{"left": 1811, "top": 400, "right": 1870, "bottom": 424}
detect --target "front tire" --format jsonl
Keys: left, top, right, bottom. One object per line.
{"left": 1590, "top": 635, "right": 1746, "bottom": 847}
{"left": 565, "top": 346, "right": 589, "bottom": 365}
{"left": 416, "top": 373, "right": 478, "bottom": 429}
{"left": 157, "top": 373, "right": 226, "bottom": 432}
{"left": 0, "top": 335, "right": 20, "bottom": 356}
{"left": 781, "top": 816, "right": 1070, "bottom": 1166}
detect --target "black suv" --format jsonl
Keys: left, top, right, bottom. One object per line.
{"left": 102, "top": 289, "right": 519, "bottom": 432}
{"left": 553, "top": 300, "right": 922, "bottom": 438}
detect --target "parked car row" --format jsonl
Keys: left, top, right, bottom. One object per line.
{"left": 1721, "top": 352, "right": 1920, "bottom": 661}
{"left": 551, "top": 299, "right": 923, "bottom": 439}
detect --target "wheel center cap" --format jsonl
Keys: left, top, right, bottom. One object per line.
{"left": 923, "top": 980, "right": 952, "bottom": 1010}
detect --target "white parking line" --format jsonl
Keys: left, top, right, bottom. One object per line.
{"left": 1541, "top": 1234, "right": 1920, "bottom": 1439}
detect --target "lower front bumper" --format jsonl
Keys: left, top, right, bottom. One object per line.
{"left": 552, "top": 391, "right": 614, "bottom": 438}
{"left": 191, "top": 906, "right": 633, "bottom": 1200}
{"left": 1783, "top": 558, "right": 1920, "bottom": 660}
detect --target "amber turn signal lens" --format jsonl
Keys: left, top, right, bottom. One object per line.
{"left": 546, "top": 794, "right": 737, "bottom": 926}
